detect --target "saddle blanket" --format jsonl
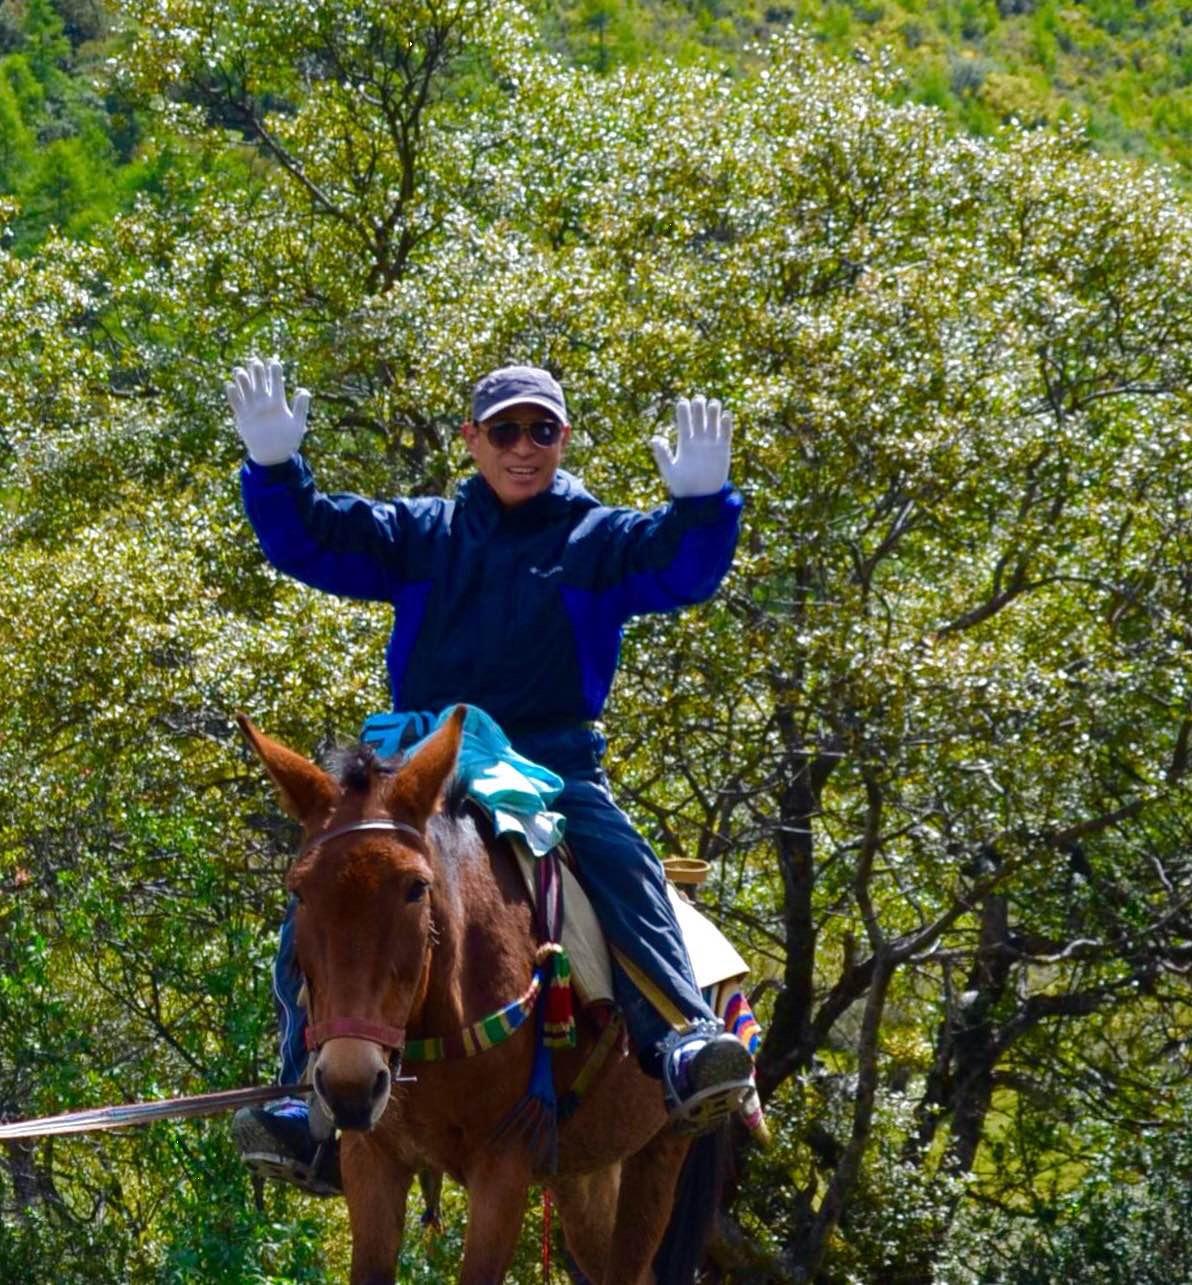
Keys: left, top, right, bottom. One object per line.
{"left": 362, "top": 705, "right": 565, "bottom": 856}
{"left": 361, "top": 705, "right": 748, "bottom": 1004}
{"left": 512, "top": 844, "right": 747, "bottom": 1006}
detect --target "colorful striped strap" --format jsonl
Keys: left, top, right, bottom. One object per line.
{"left": 722, "top": 989, "right": 762, "bottom": 1056}
{"left": 404, "top": 944, "right": 566, "bottom": 1063}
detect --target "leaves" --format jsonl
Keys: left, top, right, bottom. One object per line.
{"left": 1, "top": 1, "right": 1190, "bottom": 1278}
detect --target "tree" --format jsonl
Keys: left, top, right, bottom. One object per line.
{"left": 1, "top": 3, "right": 1189, "bottom": 1278}
{"left": 0, "top": 69, "right": 33, "bottom": 181}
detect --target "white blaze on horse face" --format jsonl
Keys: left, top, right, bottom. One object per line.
{"left": 313, "top": 1037, "right": 393, "bottom": 1131}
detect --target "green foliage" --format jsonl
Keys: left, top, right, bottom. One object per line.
{"left": 1, "top": 1, "right": 1190, "bottom": 1280}
{"left": 0, "top": 0, "right": 159, "bottom": 251}
{"left": 539, "top": 0, "right": 1192, "bottom": 177}
{"left": 943, "top": 1121, "right": 1192, "bottom": 1283}
{"left": 1, "top": 54, "right": 46, "bottom": 121}
{"left": 0, "top": 68, "right": 34, "bottom": 178}
{"left": 17, "top": 0, "right": 71, "bottom": 82}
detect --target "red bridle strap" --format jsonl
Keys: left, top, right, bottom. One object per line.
{"left": 297, "top": 818, "right": 428, "bottom": 1055}
{"left": 305, "top": 1018, "right": 407, "bottom": 1052}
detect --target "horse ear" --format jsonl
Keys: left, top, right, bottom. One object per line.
{"left": 387, "top": 705, "right": 466, "bottom": 823}
{"left": 236, "top": 712, "right": 338, "bottom": 824}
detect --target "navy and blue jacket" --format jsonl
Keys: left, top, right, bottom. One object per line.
{"left": 241, "top": 456, "right": 743, "bottom": 773}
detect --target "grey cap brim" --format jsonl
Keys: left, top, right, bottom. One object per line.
{"left": 476, "top": 394, "right": 568, "bottom": 423}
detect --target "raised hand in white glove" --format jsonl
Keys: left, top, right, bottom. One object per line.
{"left": 650, "top": 395, "right": 733, "bottom": 498}
{"left": 225, "top": 355, "right": 310, "bottom": 466}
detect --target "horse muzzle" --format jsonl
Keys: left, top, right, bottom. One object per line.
{"left": 312, "top": 1037, "right": 395, "bottom": 1131}
{"left": 306, "top": 1019, "right": 408, "bottom": 1131}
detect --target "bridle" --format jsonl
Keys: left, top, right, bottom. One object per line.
{"left": 296, "top": 817, "right": 427, "bottom": 861}
{"left": 296, "top": 818, "right": 581, "bottom": 1113}
{"left": 297, "top": 817, "right": 429, "bottom": 1056}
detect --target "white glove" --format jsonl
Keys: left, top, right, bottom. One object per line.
{"left": 225, "top": 355, "right": 310, "bottom": 466}
{"left": 650, "top": 395, "right": 732, "bottom": 498}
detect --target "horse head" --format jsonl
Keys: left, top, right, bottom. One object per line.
{"left": 237, "top": 706, "right": 465, "bottom": 1132}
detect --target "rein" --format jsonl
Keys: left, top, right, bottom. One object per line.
{"left": 405, "top": 945, "right": 564, "bottom": 1063}
{"left": 304, "top": 945, "right": 565, "bottom": 1061}
{"left": 0, "top": 1083, "right": 315, "bottom": 1141}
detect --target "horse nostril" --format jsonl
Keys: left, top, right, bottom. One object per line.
{"left": 373, "top": 1068, "right": 389, "bottom": 1102}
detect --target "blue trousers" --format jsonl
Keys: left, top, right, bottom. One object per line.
{"left": 271, "top": 728, "right": 715, "bottom": 1084}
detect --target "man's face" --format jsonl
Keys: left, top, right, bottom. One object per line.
{"left": 462, "top": 402, "right": 571, "bottom": 507}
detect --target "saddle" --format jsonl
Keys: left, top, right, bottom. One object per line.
{"left": 509, "top": 840, "right": 749, "bottom": 1008}
{"left": 363, "top": 706, "right": 762, "bottom": 1086}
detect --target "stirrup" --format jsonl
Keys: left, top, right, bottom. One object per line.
{"left": 239, "top": 1139, "right": 342, "bottom": 1198}
{"left": 669, "top": 1078, "right": 754, "bottom": 1135}
{"left": 660, "top": 1021, "right": 754, "bottom": 1137}
{"left": 232, "top": 1108, "right": 342, "bottom": 1198}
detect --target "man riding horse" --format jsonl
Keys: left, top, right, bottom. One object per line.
{"left": 226, "top": 357, "right": 753, "bottom": 1193}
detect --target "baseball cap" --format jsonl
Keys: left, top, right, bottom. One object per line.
{"left": 471, "top": 365, "right": 568, "bottom": 424}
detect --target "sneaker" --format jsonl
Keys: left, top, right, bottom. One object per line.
{"left": 661, "top": 1024, "right": 754, "bottom": 1136}
{"left": 231, "top": 1097, "right": 342, "bottom": 1197}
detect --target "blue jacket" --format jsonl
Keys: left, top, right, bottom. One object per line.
{"left": 241, "top": 456, "right": 743, "bottom": 772}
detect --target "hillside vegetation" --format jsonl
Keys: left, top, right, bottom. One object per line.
{"left": 0, "top": 2, "right": 1189, "bottom": 1283}
{"left": 545, "top": 0, "right": 1191, "bottom": 175}
{"left": 0, "top": 0, "right": 1187, "bottom": 259}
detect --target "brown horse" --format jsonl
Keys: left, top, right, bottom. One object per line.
{"left": 239, "top": 706, "right": 721, "bottom": 1284}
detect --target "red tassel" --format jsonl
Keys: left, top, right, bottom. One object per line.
{"left": 542, "top": 949, "right": 576, "bottom": 1049}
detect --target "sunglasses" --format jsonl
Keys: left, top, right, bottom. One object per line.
{"left": 482, "top": 419, "right": 564, "bottom": 449}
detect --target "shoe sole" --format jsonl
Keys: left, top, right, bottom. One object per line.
{"left": 689, "top": 1036, "right": 753, "bottom": 1094}
{"left": 232, "top": 1114, "right": 341, "bottom": 1198}
{"left": 669, "top": 1036, "right": 755, "bottom": 1136}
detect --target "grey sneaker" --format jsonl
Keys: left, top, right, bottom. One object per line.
{"left": 231, "top": 1097, "right": 341, "bottom": 1197}
{"left": 661, "top": 1024, "right": 754, "bottom": 1135}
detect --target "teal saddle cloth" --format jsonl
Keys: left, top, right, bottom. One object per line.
{"left": 360, "top": 705, "right": 565, "bottom": 858}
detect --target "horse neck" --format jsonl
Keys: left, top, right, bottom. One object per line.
{"left": 417, "top": 815, "right": 536, "bottom": 1035}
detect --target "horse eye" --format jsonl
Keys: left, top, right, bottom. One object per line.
{"left": 406, "top": 879, "right": 428, "bottom": 903}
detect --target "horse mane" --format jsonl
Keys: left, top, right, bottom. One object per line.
{"left": 440, "top": 770, "right": 469, "bottom": 819}
{"left": 321, "top": 741, "right": 469, "bottom": 819}
{"left": 324, "top": 742, "right": 395, "bottom": 792}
